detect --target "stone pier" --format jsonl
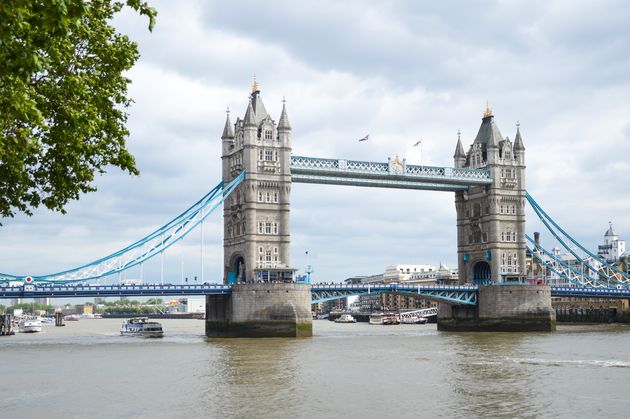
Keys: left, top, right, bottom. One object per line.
{"left": 438, "top": 285, "right": 556, "bottom": 332}
{"left": 205, "top": 283, "right": 313, "bottom": 338}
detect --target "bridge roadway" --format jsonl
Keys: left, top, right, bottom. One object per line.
{"left": 2, "top": 283, "right": 630, "bottom": 303}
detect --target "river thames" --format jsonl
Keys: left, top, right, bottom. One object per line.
{"left": 1, "top": 319, "right": 630, "bottom": 418}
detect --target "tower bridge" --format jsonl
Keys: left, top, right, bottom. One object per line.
{"left": 3, "top": 82, "right": 628, "bottom": 336}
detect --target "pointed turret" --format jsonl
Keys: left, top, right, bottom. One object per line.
{"left": 475, "top": 104, "right": 503, "bottom": 148}
{"left": 243, "top": 99, "right": 256, "bottom": 127}
{"left": 453, "top": 129, "right": 466, "bottom": 168}
{"left": 278, "top": 99, "right": 291, "bottom": 131}
{"left": 221, "top": 109, "right": 234, "bottom": 139}
{"left": 514, "top": 122, "right": 525, "bottom": 151}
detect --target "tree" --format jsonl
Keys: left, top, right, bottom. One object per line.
{"left": 0, "top": 0, "right": 157, "bottom": 223}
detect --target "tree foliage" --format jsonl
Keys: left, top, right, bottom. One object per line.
{"left": 0, "top": 0, "right": 157, "bottom": 222}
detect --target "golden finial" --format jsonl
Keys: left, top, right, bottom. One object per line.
{"left": 251, "top": 74, "right": 259, "bottom": 93}
{"left": 483, "top": 101, "right": 493, "bottom": 118}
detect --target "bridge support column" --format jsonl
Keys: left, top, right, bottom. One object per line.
{"left": 437, "top": 285, "right": 556, "bottom": 332}
{"left": 205, "top": 283, "right": 312, "bottom": 338}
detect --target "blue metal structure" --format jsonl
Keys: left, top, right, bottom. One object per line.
{"left": 0, "top": 172, "right": 246, "bottom": 285}
{"left": 290, "top": 156, "right": 492, "bottom": 191}
{"left": 2, "top": 283, "right": 630, "bottom": 302}
{"left": 311, "top": 283, "right": 478, "bottom": 305}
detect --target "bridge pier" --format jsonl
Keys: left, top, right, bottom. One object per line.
{"left": 205, "top": 283, "right": 312, "bottom": 338}
{"left": 438, "top": 285, "right": 556, "bottom": 332}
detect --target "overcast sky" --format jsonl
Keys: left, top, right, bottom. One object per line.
{"left": 1, "top": 0, "right": 629, "bottom": 284}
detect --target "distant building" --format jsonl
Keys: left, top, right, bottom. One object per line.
{"left": 598, "top": 223, "right": 626, "bottom": 263}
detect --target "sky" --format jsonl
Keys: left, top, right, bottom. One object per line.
{"left": 1, "top": 0, "right": 629, "bottom": 285}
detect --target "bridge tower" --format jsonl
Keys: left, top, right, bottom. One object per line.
{"left": 454, "top": 106, "right": 526, "bottom": 284}
{"left": 221, "top": 81, "right": 294, "bottom": 284}
{"left": 440, "top": 106, "right": 555, "bottom": 331}
{"left": 207, "top": 81, "right": 312, "bottom": 338}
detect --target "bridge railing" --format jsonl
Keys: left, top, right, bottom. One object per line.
{"left": 291, "top": 156, "right": 492, "bottom": 184}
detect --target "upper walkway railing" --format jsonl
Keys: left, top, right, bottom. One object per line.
{"left": 290, "top": 156, "right": 492, "bottom": 191}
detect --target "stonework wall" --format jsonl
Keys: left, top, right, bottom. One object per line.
{"left": 205, "top": 283, "right": 312, "bottom": 338}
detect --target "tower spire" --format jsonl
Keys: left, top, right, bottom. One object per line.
{"left": 221, "top": 106, "right": 234, "bottom": 139}
{"left": 278, "top": 96, "right": 291, "bottom": 131}
{"left": 244, "top": 98, "right": 256, "bottom": 126}
{"left": 251, "top": 74, "right": 260, "bottom": 94}
{"left": 514, "top": 120, "right": 525, "bottom": 151}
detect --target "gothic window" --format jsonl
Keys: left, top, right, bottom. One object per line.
{"left": 273, "top": 223, "right": 278, "bottom": 234}
{"left": 265, "top": 222, "right": 272, "bottom": 234}
{"left": 500, "top": 205, "right": 504, "bottom": 214}
{"left": 512, "top": 232, "right": 516, "bottom": 241}
{"left": 259, "top": 149, "right": 264, "bottom": 160}
{"left": 473, "top": 203, "right": 481, "bottom": 218}
{"left": 274, "top": 191, "right": 279, "bottom": 203}
{"left": 501, "top": 232, "right": 505, "bottom": 241}
{"left": 265, "top": 192, "right": 271, "bottom": 202}
{"left": 482, "top": 232, "right": 488, "bottom": 243}
{"left": 265, "top": 250, "right": 272, "bottom": 262}
{"left": 274, "top": 150, "right": 278, "bottom": 161}
{"left": 507, "top": 254, "right": 513, "bottom": 265}
{"left": 502, "top": 253, "right": 506, "bottom": 265}
{"left": 265, "top": 150, "right": 273, "bottom": 161}
{"left": 258, "top": 191, "right": 263, "bottom": 202}
{"left": 258, "top": 222, "right": 264, "bottom": 234}
{"left": 265, "top": 130, "right": 273, "bottom": 140}
{"left": 274, "top": 247, "right": 278, "bottom": 254}
{"left": 512, "top": 205, "right": 516, "bottom": 214}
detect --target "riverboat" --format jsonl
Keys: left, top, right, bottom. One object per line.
{"left": 64, "top": 314, "right": 81, "bottom": 321}
{"left": 120, "top": 317, "right": 164, "bottom": 338}
{"left": 400, "top": 315, "right": 428, "bottom": 325}
{"left": 334, "top": 314, "right": 357, "bottom": 323}
{"left": 369, "top": 313, "right": 400, "bottom": 325}
{"left": 18, "top": 317, "right": 42, "bottom": 333}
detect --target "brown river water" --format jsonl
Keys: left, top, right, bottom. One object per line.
{"left": 1, "top": 319, "right": 630, "bottom": 418}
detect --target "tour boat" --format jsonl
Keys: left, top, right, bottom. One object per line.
{"left": 120, "top": 317, "right": 164, "bottom": 338}
{"left": 19, "top": 318, "right": 42, "bottom": 333}
{"left": 400, "top": 316, "right": 428, "bottom": 325}
{"left": 369, "top": 313, "right": 400, "bottom": 325}
{"left": 334, "top": 314, "right": 357, "bottom": 323}
{"left": 369, "top": 313, "right": 384, "bottom": 325}
{"left": 64, "top": 314, "right": 81, "bottom": 321}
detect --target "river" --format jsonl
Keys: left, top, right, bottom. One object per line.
{"left": 1, "top": 319, "right": 629, "bottom": 418}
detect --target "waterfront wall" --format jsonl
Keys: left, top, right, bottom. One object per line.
{"left": 205, "top": 283, "right": 312, "bottom": 338}
{"left": 438, "top": 285, "right": 556, "bottom": 332}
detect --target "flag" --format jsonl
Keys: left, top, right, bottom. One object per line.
{"left": 358, "top": 134, "right": 369, "bottom": 142}
{"left": 413, "top": 139, "right": 422, "bottom": 147}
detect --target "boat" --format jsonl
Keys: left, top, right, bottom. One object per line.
{"left": 120, "top": 317, "right": 164, "bottom": 338}
{"left": 400, "top": 316, "right": 428, "bottom": 325}
{"left": 369, "top": 313, "right": 400, "bottom": 325}
{"left": 334, "top": 314, "right": 357, "bottom": 323}
{"left": 64, "top": 314, "right": 81, "bottom": 321}
{"left": 369, "top": 313, "right": 384, "bottom": 325}
{"left": 18, "top": 317, "right": 42, "bottom": 333}
{"left": 382, "top": 313, "right": 400, "bottom": 325}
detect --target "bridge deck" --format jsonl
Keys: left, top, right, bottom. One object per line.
{"left": 290, "top": 156, "right": 492, "bottom": 191}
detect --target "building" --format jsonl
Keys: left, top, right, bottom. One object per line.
{"left": 454, "top": 107, "right": 526, "bottom": 283}
{"left": 597, "top": 223, "right": 626, "bottom": 263}
{"left": 221, "top": 80, "right": 294, "bottom": 283}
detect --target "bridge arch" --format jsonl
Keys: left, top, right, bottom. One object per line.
{"left": 227, "top": 253, "right": 246, "bottom": 284}
{"left": 473, "top": 261, "right": 491, "bottom": 285}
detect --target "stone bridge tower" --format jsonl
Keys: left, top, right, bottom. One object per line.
{"left": 221, "top": 81, "right": 294, "bottom": 284}
{"left": 453, "top": 106, "right": 526, "bottom": 284}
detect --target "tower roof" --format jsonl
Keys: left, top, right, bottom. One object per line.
{"left": 278, "top": 100, "right": 291, "bottom": 130}
{"left": 473, "top": 106, "right": 504, "bottom": 149}
{"left": 605, "top": 222, "right": 617, "bottom": 237}
{"left": 514, "top": 122, "right": 525, "bottom": 151}
{"left": 251, "top": 91, "right": 269, "bottom": 124}
{"left": 221, "top": 110, "right": 234, "bottom": 139}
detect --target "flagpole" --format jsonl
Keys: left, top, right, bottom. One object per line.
{"left": 420, "top": 142, "right": 423, "bottom": 166}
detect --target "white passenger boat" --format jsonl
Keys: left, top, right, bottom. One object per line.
{"left": 19, "top": 318, "right": 43, "bottom": 333}
{"left": 120, "top": 317, "right": 164, "bottom": 338}
{"left": 369, "top": 313, "right": 400, "bottom": 325}
{"left": 334, "top": 314, "right": 357, "bottom": 323}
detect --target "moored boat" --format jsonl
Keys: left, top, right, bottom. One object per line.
{"left": 64, "top": 314, "right": 81, "bottom": 321}
{"left": 19, "top": 317, "right": 42, "bottom": 333}
{"left": 370, "top": 313, "right": 400, "bottom": 325}
{"left": 334, "top": 314, "right": 357, "bottom": 323}
{"left": 120, "top": 317, "right": 164, "bottom": 338}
